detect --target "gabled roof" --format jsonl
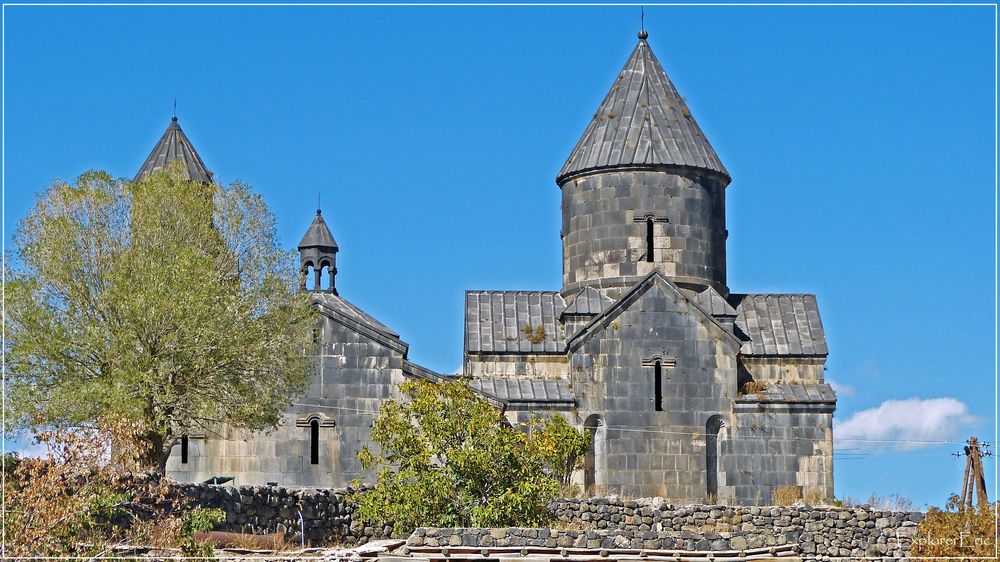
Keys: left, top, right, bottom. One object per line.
{"left": 465, "top": 291, "right": 566, "bottom": 354}
{"left": 470, "top": 378, "right": 575, "bottom": 408}
{"left": 693, "top": 285, "right": 737, "bottom": 317}
{"left": 134, "top": 117, "right": 213, "bottom": 184}
{"left": 298, "top": 210, "right": 339, "bottom": 250}
{"left": 562, "top": 286, "right": 614, "bottom": 316}
{"left": 567, "top": 271, "right": 743, "bottom": 353}
{"left": 557, "top": 34, "right": 729, "bottom": 185}
{"left": 733, "top": 294, "right": 828, "bottom": 357}
{"left": 312, "top": 292, "right": 405, "bottom": 353}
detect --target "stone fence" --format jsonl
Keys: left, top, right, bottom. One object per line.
{"left": 175, "top": 481, "right": 924, "bottom": 558}
{"left": 174, "top": 482, "right": 391, "bottom": 545}
{"left": 548, "top": 498, "right": 924, "bottom": 559}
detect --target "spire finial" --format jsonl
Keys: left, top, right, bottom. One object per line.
{"left": 172, "top": 98, "right": 178, "bottom": 122}
{"left": 317, "top": 192, "right": 322, "bottom": 215}
{"left": 638, "top": 7, "right": 648, "bottom": 40}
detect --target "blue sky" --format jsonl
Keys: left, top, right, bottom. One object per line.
{"left": 2, "top": 4, "right": 995, "bottom": 508}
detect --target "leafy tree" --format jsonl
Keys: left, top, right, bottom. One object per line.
{"left": 353, "top": 378, "right": 589, "bottom": 532}
{"left": 6, "top": 167, "right": 316, "bottom": 472}
{"left": 532, "top": 414, "right": 590, "bottom": 490}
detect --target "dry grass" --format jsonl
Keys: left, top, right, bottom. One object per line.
{"left": 738, "top": 380, "right": 767, "bottom": 397}
{"left": 911, "top": 499, "right": 995, "bottom": 559}
{"left": 771, "top": 485, "right": 802, "bottom": 506}
{"left": 802, "top": 489, "right": 826, "bottom": 505}
{"left": 840, "top": 492, "right": 915, "bottom": 511}
{"left": 522, "top": 324, "right": 547, "bottom": 345}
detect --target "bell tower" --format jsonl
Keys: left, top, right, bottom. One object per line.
{"left": 298, "top": 209, "right": 339, "bottom": 293}
{"left": 558, "top": 31, "right": 731, "bottom": 298}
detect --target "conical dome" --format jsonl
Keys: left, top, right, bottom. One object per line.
{"left": 298, "top": 210, "right": 338, "bottom": 251}
{"left": 557, "top": 34, "right": 729, "bottom": 185}
{"left": 134, "top": 116, "right": 213, "bottom": 184}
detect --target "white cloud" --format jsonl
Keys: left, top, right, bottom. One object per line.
{"left": 835, "top": 397, "right": 978, "bottom": 450}
{"left": 828, "top": 379, "right": 856, "bottom": 397}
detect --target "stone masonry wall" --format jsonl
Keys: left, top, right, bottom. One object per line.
{"left": 167, "top": 315, "right": 407, "bottom": 488}
{"left": 548, "top": 498, "right": 923, "bottom": 559}
{"left": 560, "top": 170, "right": 728, "bottom": 296}
{"left": 174, "top": 482, "right": 923, "bottom": 558}
{"left": 175, "top": 482, "right": 392, "bottom": 546}
{"left": 568, "top": 276, "right": 742, "bottom": 502}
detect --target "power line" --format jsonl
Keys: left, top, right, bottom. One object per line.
{"left": 288, "top": 401, "right": 969, "bottom": 447}
{"left": 953, "top": 436, "right": 992, "bottom": 509}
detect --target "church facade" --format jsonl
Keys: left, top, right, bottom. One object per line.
{"left": 156, "top": 32, "right": 836, "bottom": 505}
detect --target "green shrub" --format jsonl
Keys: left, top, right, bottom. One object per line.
{"left": 179, "top": 508, "right": 225, "bottom": 557}
{"left": 353, "top": 379, "right": 589, "bottom": 533}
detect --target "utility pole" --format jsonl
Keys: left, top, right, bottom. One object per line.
{"left": 954, "top": 436, "right": 992, "bottom": 510}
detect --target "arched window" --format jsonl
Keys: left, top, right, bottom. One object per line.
{"left": 180, "top": 435, "right": 189, "bottom": 464}
{"left": 645, "top": 218, "right": 655, "bottom": 263}
{"left": 301, "top": 263, "right": 314, "bottom": 291}
{"left": 706, "top": 415, "right": 724, "bottom": 500}
{"left": 318, "top": 261, "right": 331, "bottom": 292}
{"left": 310, "top": 419, "right": 320, "bottom": 465}
{"left": 653, "top": 361, "right": 663, "bottom": 411}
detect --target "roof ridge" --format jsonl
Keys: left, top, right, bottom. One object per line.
{"left": 466, "top": 289, "right": 561, "bottom": 295}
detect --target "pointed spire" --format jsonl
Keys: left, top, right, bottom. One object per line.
{"left": 298, "top": 209, "right": 339, "bottom": 251}
{"left": 557, "top": 34, "right": 729, "bottom": 185}
{"left": 134, "top": 116, "right": 214, "bottom": 184}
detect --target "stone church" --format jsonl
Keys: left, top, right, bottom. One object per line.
{"left": 153, "top": 31, "right": 836, "bottom": 505}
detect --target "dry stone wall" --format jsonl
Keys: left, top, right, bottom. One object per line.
{"left": 549, "top": 498, "right": 923, "bottom": 559}
{"left": 176, "top": 482, "right": 392, "bottom": 545}
{"left": 176, "top": 482, "right": 924, "bottom": 558}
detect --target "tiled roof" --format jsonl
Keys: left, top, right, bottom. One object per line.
{"left": 738, "top": 382, "right": 837, "bottom": 404}
{"left": 465, "top": 291, "right": 566, "bottom": 354}
{"left": 298, "top": 210, "right": 338, "bottom": 250}
{"left": 312, "top": 293, "right": 400, "bottom": 342}
{"left": 562, "top": 287, "right": 614, "bottom": 316}
{"left": 134, "top": 117, "right": 213, "bottom": 184}
{"left": 402, "top": 360, "right": 449, "bottom": 382}
{"left": 557, "top": 34, "right": 729, "bottom": 184}
{"left": 734, "top": 294, "right": 828, "bottom": 356}
{"left": 470, "top": 378, "right": 575, "bottom": 405}
{"left": 693, "top": 286, "right": 736, "bottom": 317}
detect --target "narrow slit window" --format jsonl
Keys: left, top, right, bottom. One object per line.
{"left": 310, "top": 420, "right": 320, "bottom": 465}
{"left": 180, "top": 435, "right": 189, "bottom": 464}
{"left": 654, "top": 361, "right": 664, "bottom": 411}
{"left": 646, "top": 218, "right": 655, "bottom": 263}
